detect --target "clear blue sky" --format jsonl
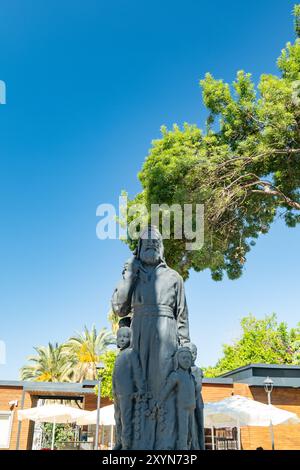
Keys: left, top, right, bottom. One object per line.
{"left": 0, "top": 0, "right": 299, "bottom": 380}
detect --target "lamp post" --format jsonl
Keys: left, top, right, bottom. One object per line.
{"left": 95, "top": 362, "right": 105, "bottom": 450}
{"left": 264, "top": 376, "right": 275, "bottom": 450}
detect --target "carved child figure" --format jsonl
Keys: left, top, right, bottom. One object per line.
{"left": 156, "top": 347, "right": 199, "bottom": 450}
{"left": 187, "top": 342, "right": 205, "bottom": 450}
{"left": 112, "top": 327, "right": 145, "bottom": 450}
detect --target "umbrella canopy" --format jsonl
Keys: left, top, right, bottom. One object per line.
{"left": 76, "top": 404, "right": 115, "bottom": 426}
{"left": 18, "top": 404, "right": 88, "bottom": 450}
{"left": 18, "top": 404, "right": 87, "bottom": 424}
{"left": 204, "top": 395, "right": 300, "bottom": 428}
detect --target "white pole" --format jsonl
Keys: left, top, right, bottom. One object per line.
{"left": 237, "top": 419, "right": 241, "bottom": 450}
{"left": 101, "top": 425, "right": 105, "bottom": 448}
{"left": 211, "top": 427, "right": 215, "bottom": 450}
{"left": 267, "top": 391, "right": 275, "bottom": 450}
{"left": 95, "top": 378, "right": 101, "bottom": 450}
{"left": 51, "top": 419, "right": 56, "bottom": 450}
{"left": 110, "top": 425, "right": 114, "bottom": 450}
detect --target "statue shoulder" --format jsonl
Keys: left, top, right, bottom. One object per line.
{"left": 167, "top": 370, "right": 179, "bottom": 383}
{"left": 165, "top": 267, "right": 184, "bottom": 283}
{"left": 116, "top": 348, "right": 131, "bottom": 362}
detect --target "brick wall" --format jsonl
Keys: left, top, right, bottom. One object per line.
{"left": 202, "top": 383, "right": 234, "bottom": 402}
{"left": 1, "top": 382, "right": 299, "bottom": 450}
{"left": 83, "top": 393, "right": 112, "bottom": 411}
{"left": 202, "top": 382, "right": 300, "bottom": 450}
{"left": 0, "top": 387, "right": 36, "bottom": 450}
{"left": 239, "top": 386, "right": 300, "bottom": 450}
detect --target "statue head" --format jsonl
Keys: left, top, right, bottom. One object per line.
{"left": 186, "top": 342, "right": 197, "bottom": 365}
{"left": 136, "top": 225, "right": 164, "bottom": 266}
{"left": 175, "top": 346, "right": 192, "bottom": 371}
{"left": 117, "top": 327, "right": 131, "bottom": 350}
{"left": 118, "top": 316, "right": 131, "bottom": 329}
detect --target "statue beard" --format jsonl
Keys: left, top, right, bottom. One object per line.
{"left": 140, "top": 248, "right": 161, "bottom": 266}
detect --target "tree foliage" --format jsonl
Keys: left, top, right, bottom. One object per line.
{"left": 204, "top": 314, "right": 300, "bottom": 377}
{"left": 96, "top": 350, "right": 117, "bottom": 400}
{"left": 20, "top": 342, "right": 72, "bottom": 382}
{"left": 41, "top": 423, "right": 76, "bottom": 450}
{"left": 20, "top": 326, "right": 116, "bottom": 382}
{"left": 107, "top": 309, "right": 120, "bottom": 335}
{"left": 126, "top": 5, "right": 300, "bottom": 280}
{"left": 63, "top": 325, "right": 115, "bottom": 381}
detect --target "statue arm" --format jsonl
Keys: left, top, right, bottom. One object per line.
{"left": 111, "top": 257, "right": 140, "bottom": 317}
{"left": 195, "top": 381, "right": 202, "bottom": 411}
{"left": 112, "top": 369, "right": 117, "bottom": 397}
{"left": 158, "top": 372, "right": 178, "bottom": 404}
{"left": 176, "top": 275, "right": 190, "bottom": 345}
{"left": 194, "top": 378, "right": 205, "bottom": 450}
{"left": 131, "top": 351, "right": 146, "bottom": 393}
{"left": 195, "top": 396, "right": 205, "bottom": 450}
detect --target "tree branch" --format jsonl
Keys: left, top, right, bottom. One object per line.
{"left": 214, "top": 148, "right": 300, "bottom": 171}
{"left": 251, "top": 181, "right": 300, "bottom": 210}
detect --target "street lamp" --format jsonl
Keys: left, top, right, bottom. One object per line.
{"left": 95, "top": 361, "right": 105, "bottom": 450}
{"left": 264, "top": 376, "right": 275, "bottom": 450}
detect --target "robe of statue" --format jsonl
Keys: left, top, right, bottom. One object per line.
{"left": 112, "top": 241, "right": 190, "bottom": 449}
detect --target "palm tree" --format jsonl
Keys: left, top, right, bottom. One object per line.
{"left": 20, "top": 342, "right": 73, "bottom": 382}
{"left": 107, "top": 309, "right": 119, "bottom": 335}
{"left": 63, "top": 325, "right": 115, "bottom": 381}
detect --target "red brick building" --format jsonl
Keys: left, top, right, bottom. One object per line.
{"left": 0, "top": 364, "right": 299, "bottom": 450}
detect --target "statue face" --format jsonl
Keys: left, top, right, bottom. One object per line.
{"left": 117, "top": 328, "right": 131, "bottom": 350}
{"left": 139, "top": 236, "right": 161, "bottom": 266}
{"left": 190, "top": 344, "right": 197, "bottom": 363}
{"left": 177, "top": 350, "right": 192, "bottom": 370}
{"left": 185, "top": 343, "right": 197, "bottom": 364}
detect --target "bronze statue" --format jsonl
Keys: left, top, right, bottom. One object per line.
{"left": 112, "top": 327, "right": 145, "bottom": 449}
{"left": 156, "top": 347, "right": 200, "bottom": 450}
{"left": 187, "top": 342, "right": 205, "bottom": 450}
{"left": 111, "top": 226, "right": 204, "bottom": 449}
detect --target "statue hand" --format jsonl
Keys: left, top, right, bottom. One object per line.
{"left": 124, "top": 256, "right": 141, "bottom": 277}
{"left": 153, "top": 400, "right": 162, "bottom": 411}
{"left": 135, "top": 391, "right": 146, "bottom": 402}
{"left": 146, "top": 402, "right": 159, "bottom": 419}
{"left": 137, "top": 387, "right": 147, "bottom": 398}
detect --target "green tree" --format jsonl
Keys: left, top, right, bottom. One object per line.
{"left": 20, "top": 342, "right": 72, "bottom": 382}
{"left": 290, "top": 322, "right": 300, "bottom": 362}
{"left": 107, "top": 309, "right": 120, "bottom": 335}
{"left": 63, "top": 325, "right": 115, "bottom": 381}
{"left": 204, "top": 314, "right": 300, "bottom": 377}
{"left": 95, "top": 350, "right": 117, "bottom": 400}
{"left": 126, "top": 5, "right": 300, "bottom": 280}
{"left": 41, "top": 423, "right": 75, "bottom": 450}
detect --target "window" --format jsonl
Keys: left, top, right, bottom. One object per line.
{"left": 0, "top": 411, "right": 13, "bottom": 449}
{"left": 214, "top": 427, "right": 239, "bottom": 450}
{"left": 205, "top": 427, "right": 240, "bottom": 450}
